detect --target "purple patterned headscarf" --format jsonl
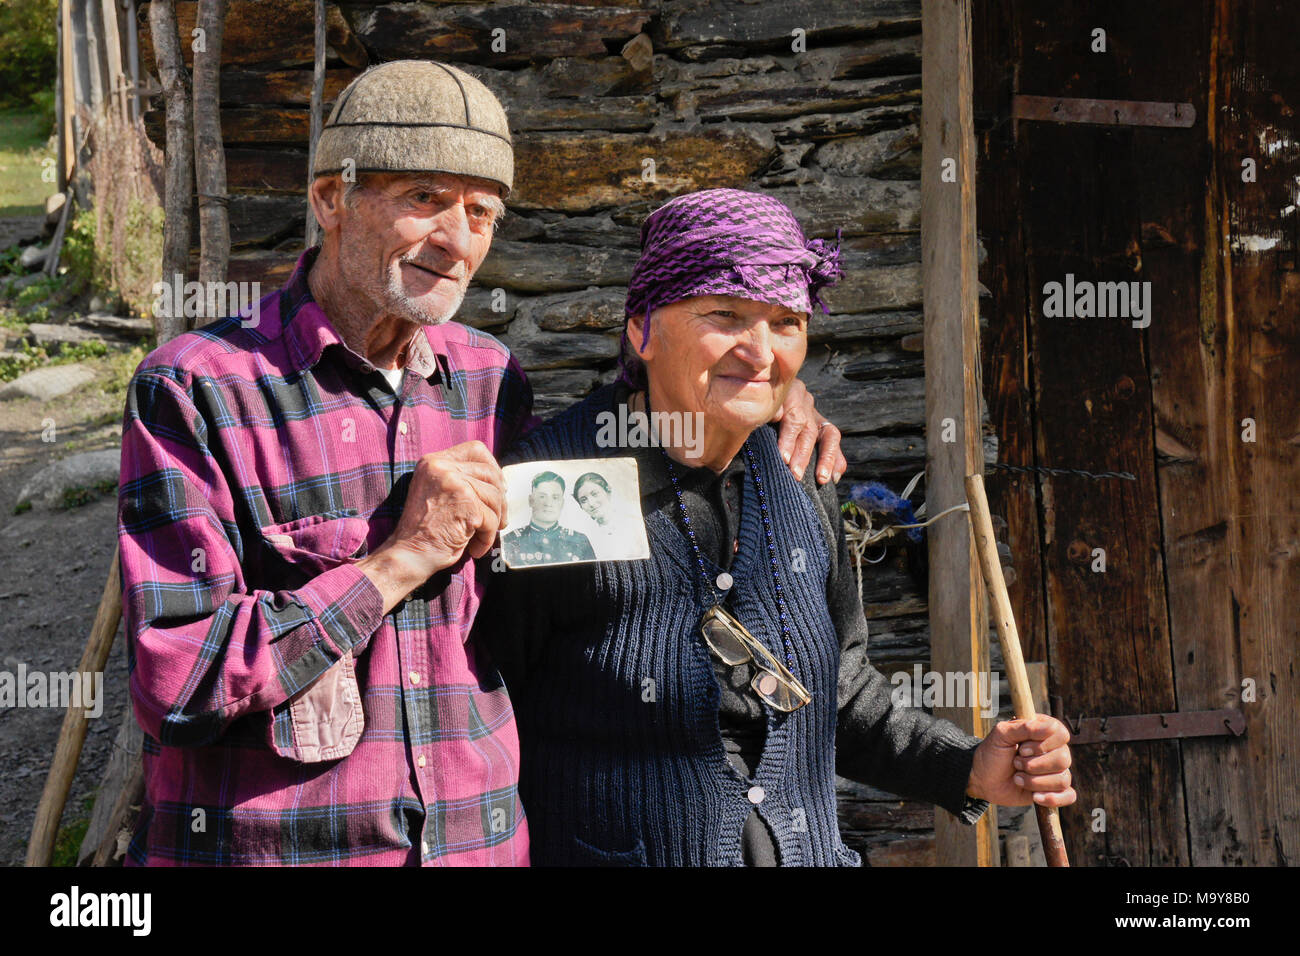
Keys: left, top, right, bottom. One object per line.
{"left": 620, "top": 188, "right": 842, "bottom": 385}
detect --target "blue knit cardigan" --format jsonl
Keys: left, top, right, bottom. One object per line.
{"left": 491, "top": 387, "right": 873, "bottom": 866}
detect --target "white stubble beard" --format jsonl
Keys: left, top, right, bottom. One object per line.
{"left": 385, "top": 265, "right": 466, "bottom": 327}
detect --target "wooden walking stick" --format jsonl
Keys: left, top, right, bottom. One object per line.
{"left": 964, "top": 473, "right": 1070, "bottom": 867}
{"left": 25, "top": 547, "right": 122, "bottom": 866}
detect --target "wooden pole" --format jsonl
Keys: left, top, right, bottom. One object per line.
{"left": 193, "top": 0, "right": 230, "bottom": 287}
{"left": 25, "top": 552, "right": 122, "bottom": 866}
{"left": 80, "top": 0, "right": 106, "bottom": 113}
{"left": 62, "top": 0, "right": 82, "bottom": 183}
{"left": 966, "top": 473, "right": 1069, "bottom": 867}
{"left": 56, "top": 1, "right": 67, "bottom": 193}
{"left": 97, "top": 0, "right": 127, "bottom": 121}
{"left": 150, "top": 0, "right": 193, "bottom": 342}
{"left": 921, "top": 0, "right": 995, "bottom": 866}
{"left": 305, "top": 0, "right": 326, "bottom": 248}
{"left": 78, "top": 706, "right": 143, "bottom": 866}
{"left": 125, "top": 0, "right": 141, "bottom": 122}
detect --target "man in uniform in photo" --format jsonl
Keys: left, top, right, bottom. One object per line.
{"left": 502, "top": 471, "right": 596, "bottom": 566}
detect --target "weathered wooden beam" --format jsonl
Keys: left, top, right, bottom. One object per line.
{"left": 138, "top": 0, "right": 368, "bottom": 70}
{"left": 218, "top": 67, "right": 356, "bottom": 107}
{"left": 187, "top": 194, "right": 307, "bottom": 248}
{"left": 347, "top": 3, "right": 651, "bottom": 66}
{"left": 97, "top": 0, "right": 128, "bottom": 121}
{"left": 145, "top": 106, "right": 311, "bottom": 147}
{"left": 77, "top": 710, "right": 143, "bottom": 866}
{"left": 1005, "top": 834, "right": 1032, "bottom": 866}
{"left": 511, "top": 126, "right": 775, "bottom": 213}
{"left": 193, "top": 0, "right": 230, "bottom": 285}
{"left": 221, "top": 248, "right": 300, "bottom": 287}
{"left": 689, "top": 74, "right": 920, "bottom": 124}
{"left": 921, "top": 0, "right": 995, "bottom": 868}
{"left": 305, "top": 0, "right": 325, "bottom": 248}
{"left": 659, "top": 0, "right": 920, "bottom": 49}
{"left": 149, "top": 0, "right": 193, "bottom": 343}
{"left": 226, "top": 147, "right": 308, "bottom": 193}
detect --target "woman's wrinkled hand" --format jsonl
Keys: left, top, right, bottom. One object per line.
{"left": 967, "top": 715, "right": 1076, "bottom": 808}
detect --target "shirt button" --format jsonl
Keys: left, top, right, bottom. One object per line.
{"left": 409, "top": 671, "right": 421, "bottom": 685}
{"left": 747, "top": 786, "right": 766, "bottom": 805}
{"left": 716, "top": 572, "right": 733, "bottom": 590}
{"left": 361, "top": 363, "right": 374, "bottom": 373}
{"left": 420, "top": 840, "right": 429, "bottom": 856}
{"left": 398, "top": 421, "right": 408, "bottom": 435}
{"left": 417, "top": 755, "right": 426, "bottom": 768}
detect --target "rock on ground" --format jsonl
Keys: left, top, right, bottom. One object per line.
{"left": 0, "top": 364, "right": 98, "bottom": 403}
{"left": 17, "top": 244, "right": 47, "bottom": 271}
{"left": 16, "top": 449, "right": 121, "bottom": 511}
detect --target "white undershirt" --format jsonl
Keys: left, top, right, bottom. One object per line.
{"left": 378, "top": 366, "right": 404, "bottom": 391}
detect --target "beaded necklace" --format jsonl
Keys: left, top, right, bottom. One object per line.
{"left": 653, "top": 408, "right": 799, "bottom": 672}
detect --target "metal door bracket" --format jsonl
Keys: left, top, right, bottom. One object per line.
{"left": 1012, "top": 94, "right": 1196, "bottom": 128}
{"left": 1055, "top": 708, "right": 1245, "bottom": 745}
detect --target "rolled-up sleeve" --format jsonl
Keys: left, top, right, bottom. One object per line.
{"left": 118, "top": 371, "right": 384, "bottom": 748}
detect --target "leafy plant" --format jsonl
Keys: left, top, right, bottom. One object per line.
{"left": 50, "top": 795, "right": 95, "bottom": 867}
{"left": 0, "top": 0, "right": 58, "bottom": 111}
{"left": 62, "top": 209, "right": 101, "bottom": 296}
{"left": 0, "top": 341, "right": 43, "bottom": 382}
{"left": 60, "top": 478, "right": 119, "bottom": 510}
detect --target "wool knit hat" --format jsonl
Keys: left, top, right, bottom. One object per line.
{"left": 312, "top": 60, "right": 513, "bottom": 194}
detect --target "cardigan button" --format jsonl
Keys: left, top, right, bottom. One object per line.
{"left": 747, "top": 785, "right": 766, "bottom": 805}
{"left": 716, "top": 572, "right": 733, "bottom": 590}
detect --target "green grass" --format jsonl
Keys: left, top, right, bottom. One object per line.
{"left": 101, "top": 342, "right": 150, "bottom": 396}
{"left": 0, "top": 107, "right": 54, "bottom": 217}
{"left": 60, "top": 477, "right": 119, "bottom": 510}
{"left": 0, "top": 339, "right": 114, "bottom": 383}
{"left": 0, "top": 327, "right": 147, "bottom": 384}
{"left": 51, "top": 795, "right": 95, "bottom": 867}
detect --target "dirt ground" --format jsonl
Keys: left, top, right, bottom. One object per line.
{"left": 0, "top": 359, "right": 133, "bottom": 867}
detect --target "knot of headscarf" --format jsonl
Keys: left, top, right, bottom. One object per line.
{"left": 803, "top": 231, "right": 844, "bottom": 314}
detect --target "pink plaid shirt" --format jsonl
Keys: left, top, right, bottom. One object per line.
{"left": 118, "top": 250, "right": 532, "bottom": 865}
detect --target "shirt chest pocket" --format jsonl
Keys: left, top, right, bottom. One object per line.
{"left": 259, "top": 509, "right": 371, "bottom": 764}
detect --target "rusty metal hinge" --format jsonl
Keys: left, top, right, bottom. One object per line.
{"left": 1012, "top": 94, "right": 1196, "bottom": 128}
{"left": 1049, "top": 706, "right": 1246, "bottom": 745}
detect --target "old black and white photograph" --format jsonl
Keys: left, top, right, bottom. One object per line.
{"left": 499, "top": 458, "right": 649, "bottom": 568}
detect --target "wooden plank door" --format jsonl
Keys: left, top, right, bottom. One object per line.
{"left": 976, "top": 0, "right": 1298, "bottom": 866}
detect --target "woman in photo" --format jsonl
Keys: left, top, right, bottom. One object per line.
{"left": 475, "top": 188, "right": 1074, "bottom": 866}
{"left": 572, "top": 471, "right": 641, "bottom": 561}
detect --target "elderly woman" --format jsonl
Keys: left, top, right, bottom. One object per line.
{"left": 476, "top": 189, "right": 1073, "bottom": 866}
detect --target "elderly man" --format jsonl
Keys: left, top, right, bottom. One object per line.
{"left": 117, "top": 60, "right": 842, "bottom": 866}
